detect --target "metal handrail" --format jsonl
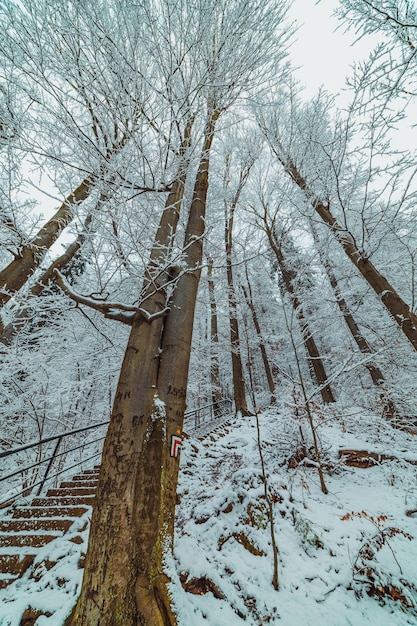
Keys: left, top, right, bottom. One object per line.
{"left": 0, "top": 398, "right": 233, "bottom": 506}
{"left": 185, "top": 400, "right": 227, "bottom": 416}
{"left": 184, "top": 398, "right": 233, "bottom": 430}
{"left": 0, "top": 434, "right": 106, "bottom": 485}
{"left": 0, "top": 450, "right": 103, "bottom": 509}
{"left": 0, "top": 399, "right": 232, "bottom": 462}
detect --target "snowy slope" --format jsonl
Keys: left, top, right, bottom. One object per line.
{"left": 1, "top": 403, "right": 417, "bottom": 625}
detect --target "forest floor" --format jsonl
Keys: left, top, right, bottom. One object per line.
{"left": 1, "top": 400, "right": 417, "bottom": 625}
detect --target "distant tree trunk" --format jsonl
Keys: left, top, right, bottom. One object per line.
{"left": 207, "top": 257, "right": 222, "bottom": 416}
{"left": 263, "top": 221, "right": 335, "bottom": 403}
{"left": 242, "top": 314, "right": 257, "bottom": 409}
{"left": 281, "top": 157, "right": 417, "bottom": 352}
{"left": 241, "top": 278, "right": 276, "bottom": 404}
{"left": 64, "top": 112, "right": 218, "bottom": 626}
{"left": 111, "top": 218, "right": 132, "bottom": 273}
{"left": 225, "top": 200, "right": 250, "bottom": 415}
{"left": 310, "top": 222, "right": 396, "bottom": 420}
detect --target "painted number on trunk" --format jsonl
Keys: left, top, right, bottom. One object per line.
{"left": 170, "top": 435, "right": 182, "bottom": 458}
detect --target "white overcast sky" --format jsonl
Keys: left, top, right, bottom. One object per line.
{"left": 288, "top": 0, "right": 375, "bottom": 98}
{"left": 289, "top": 0, "right": 417, "bottom": 150}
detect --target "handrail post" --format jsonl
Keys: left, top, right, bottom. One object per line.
{"left": 36, "top": 436, "right": 63, "bottom": 496}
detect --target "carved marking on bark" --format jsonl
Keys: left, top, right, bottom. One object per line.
{"left": 167, "top": 385, "right": 186, "bottom": 398}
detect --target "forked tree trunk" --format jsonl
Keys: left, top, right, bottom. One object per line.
{"left": 207, "top": 257, "right": 223, "bottom": 416}
{"left": 64, "top": 112, "right": 217, "bottom": 626}
{"left": 241, "top": 281, "right": 276, "bottom": 404}
{"left": 281, "top": 157, "right": 417, "bottom": 352}
{"left": 264, "top": 222, "right": 335, "bottom": 403}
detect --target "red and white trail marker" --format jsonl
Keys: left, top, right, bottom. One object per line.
{"left": 170, "top": 435, "right": 182, "bottom": 458}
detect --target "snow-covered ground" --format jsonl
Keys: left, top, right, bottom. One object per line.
{"left": 1, "top": 402, "right": 417, "bottom": 625}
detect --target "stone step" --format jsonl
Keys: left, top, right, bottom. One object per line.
{"left": 0, "top": 552, "right": 35, "bottom": 573}
{"left": 0, "top": 518, "right": 73, "bottom": 533}
{"left": 0, "top": 573, "right": 19, "bottom": 589}
{"left": 46, "top": 487, "right": 97, "bottom": 498}
{"left": 0, "top": 533, "right": 59, "bottom": 548}
{"left": 0, "top": 553, "right": 35, "bottom": 582}
{"left": 31, "top": 496, "right": 95, "bottom": 507}
{"left": 0, "top": 465, "right": 100, "bottom": 589}
{"left": 71, "top": 474, "right": 99, "bottom": 482}
{"left": 12, "top": 505, "right": 89, "bottom": 519}
{"left": 59, "top": 480, "right": 98, "bottom": 489}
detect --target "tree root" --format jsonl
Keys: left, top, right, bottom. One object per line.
{"left": 135, "top": 574, "right": 177, "bottom": 626}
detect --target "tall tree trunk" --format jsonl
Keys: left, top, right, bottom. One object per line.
{"left": 65, "top": 112, "right": 217, "bottom": 626}
{"left": 0, "top": 128, "right": 133, "bottom": 329}
{"left": 310, "top": 221, "right": 396, "bottom": 420}
{"left": 263, "top": 221, "right": 335, "bottom": 403}
{"left": 281, "top": 156, "right": 417, "bottom": 352}
{"left": 0, "top": 210, "right": 95, "bottom": 346}
{"left": 241, "top": 279, "right": 276, "bottom": 404}
{"left": 207, "top": 257, "right": 223, "bottom": 416}
{"left": 0, "top": 177, "right": 93, "bottom": 311}
{"left": 0, "top": 182, "right": 123, "bottom": 345}
{"left": 225, "top": 203, "right": 250, "bottom": 415}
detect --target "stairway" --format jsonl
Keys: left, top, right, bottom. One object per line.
{"left": 0, "top": 411, "right": 233, "bottom": 590}
{"left": 0, "top": 467, "right": 99, "bottom": 588}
